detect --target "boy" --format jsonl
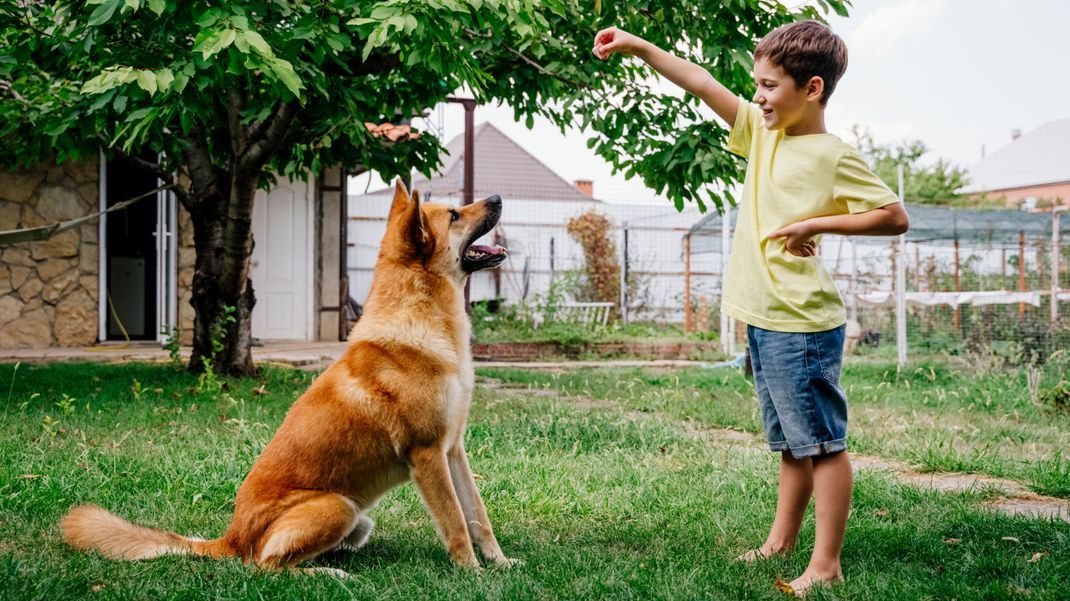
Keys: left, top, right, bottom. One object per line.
{"left": 593, "top": 20, "right": 909, "bottom": 596}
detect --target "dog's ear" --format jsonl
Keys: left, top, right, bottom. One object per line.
{"left": 402, "top": 188, "right": 430, "bottom": 252}
{"left": 388, "top": 178, "right": 411, "bottom": 222}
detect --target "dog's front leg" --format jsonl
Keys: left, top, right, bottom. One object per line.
{"left": 409, "top": 445, "right": 480, "bottom": 568}
{"left": 447, "top": 443, "right": 519, "bottom": 567}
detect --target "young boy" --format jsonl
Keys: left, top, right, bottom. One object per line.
{"left": 593, "top": 20, "right": 909, "bottom": 596}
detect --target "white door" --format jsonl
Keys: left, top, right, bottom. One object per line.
{"left": 250, "top": 177, "right": 313, "bottom": 340}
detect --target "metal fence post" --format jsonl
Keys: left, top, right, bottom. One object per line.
{"left": 620, "top": 223, "right": 629, "bottom": 326}
{"left": 684, "top": 233, "right": 692, "bottom": 332}
{"left": 721, "top": 209, "right": 732, "bottom": 355}
{"left": 1053, "top": 207, "right": 1066, "bottom": 326}
{"left": 896, "top": 165, "right": 907, "bottom": 368}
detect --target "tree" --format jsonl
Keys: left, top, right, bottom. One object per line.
{"left": 1, "top": 0, "right": 847, "bottom": 376}
{"left": 852, "top": 126, "right": 970, "bottom": 204}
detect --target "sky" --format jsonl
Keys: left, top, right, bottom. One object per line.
{"left": 352, "top": 0, "right": 1070, "bottom": 204}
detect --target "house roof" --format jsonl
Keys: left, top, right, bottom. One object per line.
{"left": 370, "top": 122, "right": 596, "bottom": 202}
{"left": 967, "top": 118, "right": 1070, "bottom": 193}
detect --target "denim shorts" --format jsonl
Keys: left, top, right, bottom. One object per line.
{"left": 747, "top": 324, "right": 848, "bottom": 459}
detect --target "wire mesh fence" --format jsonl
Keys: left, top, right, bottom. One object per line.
{"left": 348, "top": 191, "right": 1069, "bottom": 363}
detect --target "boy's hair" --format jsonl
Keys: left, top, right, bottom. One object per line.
{"left": 754, "top": 20, "right": 847, "bottom": 105}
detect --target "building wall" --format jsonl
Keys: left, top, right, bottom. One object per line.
{"left": 0, "top": 160, "right": 101, "bottom": 347}
{"left": 2, "top": 162, "right": 335, "bottom": 348}
{"left": 991, "top": 181, "right": 1070, "bottom": 208}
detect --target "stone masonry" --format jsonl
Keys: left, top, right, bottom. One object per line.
{"left": 1, "top": 160, "right": 101, "bottom": 348}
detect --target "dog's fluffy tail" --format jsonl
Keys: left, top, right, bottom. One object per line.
{"left": 61, "top": 504, "right": 235, "bottom": 561}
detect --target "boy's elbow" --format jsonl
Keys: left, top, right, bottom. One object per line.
{"left": 885, "top": 205, "right": 909, "bottom": 235}
{"left": 894, "top": 212, "right": 910, "bottom": 234}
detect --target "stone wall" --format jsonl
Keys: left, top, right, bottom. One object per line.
{"left": 176, "top": 204, "right": 195, "bottom": 345}
{"left": 0, "top": 160, "right": 100, "bottom": 347}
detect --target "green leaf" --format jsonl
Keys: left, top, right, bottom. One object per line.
{"left": 195, "top": 29, "right": 236, "bottom": 60}
{"left": 154, "top": 68, "right": 174, "bottom": 91}
{"left": 137, "top": 70, "right": 157, "bottom": 95}
{"left": 195, "top": 9, "right": 221, "bottom": 27}
{"left": 45, "top": 121, "right": 71, "bottom": 137}
{"left": 172, "top": 72, "right": 190, "bottom": 93}
{"left": 146, "top": 0, "right": 165, "bottom": 16}
{"left": 241, "top": 30, "right": 273, "bottom": 57}
{"left": 87, "top": 0, "right": 120, "bottom": 26}
{"left": 267, "top": 58, "right": 303, "bottom": 97}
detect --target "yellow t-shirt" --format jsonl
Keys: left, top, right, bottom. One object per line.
{"left": 721, "top": 102, "right": 899, "bottom": 332}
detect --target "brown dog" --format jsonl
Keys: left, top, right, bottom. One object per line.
{"left": 61, "top": 180, "right": 516, "bottom": 575}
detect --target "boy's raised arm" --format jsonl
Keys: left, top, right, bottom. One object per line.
{"left": 593, "top": 27, "right": 740, "bottom": 126}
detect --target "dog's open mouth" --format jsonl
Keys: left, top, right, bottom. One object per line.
{"left": 462, "top": 243, "right": 508, "bottom": 271}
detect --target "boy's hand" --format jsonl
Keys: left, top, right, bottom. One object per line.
{"left": 593, "top": 27, "right": 644, "bottom": 60}
{"left": 769, "top": 221, "right": 817, "bottom": 257}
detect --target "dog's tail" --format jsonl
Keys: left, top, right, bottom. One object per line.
{"left": 61, "top": 504, "right": 236, "bottom": 561}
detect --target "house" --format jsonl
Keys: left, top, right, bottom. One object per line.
{"left": 967, "top": 119, "right": 1070, "bottom": 208}
{"left": 0, "top": 155, "right": 349, "bottom": 348}
{"left": 348, "top": 123, "right": 715, "bottom": 321}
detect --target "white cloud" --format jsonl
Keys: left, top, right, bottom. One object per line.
{"left": 846, "top": 0, "right": 950, "bottom": 59}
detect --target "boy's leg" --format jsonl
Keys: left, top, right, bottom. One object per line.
{"left": 761, "top": 452, "right": 813, "bottom": 555}
{"left": 740, "top": 326, "right": 811, "bottom": 561}
{"left": 788, "top": 450, "right": 851, "bottom": 592}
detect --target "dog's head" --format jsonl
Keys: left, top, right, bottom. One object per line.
{"left": 381, "top": 179, "right": 507, "bottom": 281}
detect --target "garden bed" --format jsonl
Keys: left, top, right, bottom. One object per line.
{"left": 472, "top": 340, "right": 722, "bottom": 361}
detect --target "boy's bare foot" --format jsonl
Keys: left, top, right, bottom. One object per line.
{"left": 735, "top": 543, "right": 794, "bottom": 562}
{"left": 774, "top": 567, "right": 844, "bottom": 597}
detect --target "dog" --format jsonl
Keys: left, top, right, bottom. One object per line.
{"left": 61, "top": 180, "right": 516, "bottom": 575}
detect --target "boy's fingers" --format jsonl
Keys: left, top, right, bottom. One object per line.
{"left": 594, "top": 26, "right": 617, "bottom": 45}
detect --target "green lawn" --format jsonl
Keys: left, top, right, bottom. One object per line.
{"left": 1, "top": 361, "right": 1068, "bottom": 600}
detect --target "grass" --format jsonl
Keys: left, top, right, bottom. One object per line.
{"left": 0, "top": 361, "right": 1068, "bottom": 600}
{"left": 479, "top": 360, "right": 1070, "bottom": 499}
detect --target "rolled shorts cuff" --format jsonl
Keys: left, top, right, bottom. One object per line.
{"left": 767, "top": 438, "right": 847, "bottom": 459}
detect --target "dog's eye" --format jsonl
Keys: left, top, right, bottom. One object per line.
{"left": 449, "top": 210, "right": 459, "bottom": 223}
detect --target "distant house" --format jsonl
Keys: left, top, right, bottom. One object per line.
{"left": 967, "top": 119, "right": 1070, "bottom": 208}
{"left": 0, "top": 156, "right": 349, "bottom": 348}
{"left": 348, "top": 123, "right": 715, "bottom": 320}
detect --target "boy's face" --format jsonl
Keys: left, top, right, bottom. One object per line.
{"left": 752, "top": 58, "right": 820, "bottom": 131}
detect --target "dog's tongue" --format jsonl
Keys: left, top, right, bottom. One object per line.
{"left": 468, "top": 244, "right": 505, "bottom": 255}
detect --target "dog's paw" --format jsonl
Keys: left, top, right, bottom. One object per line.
{"left": 301, "top": 567, "right": 352, "bottom": 579}
{"left": 491, "top": 556, "right": 524, "bottom": 569}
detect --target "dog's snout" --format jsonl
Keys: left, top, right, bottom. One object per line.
{"left": 484, "top": 195, "right": 502, "bottom": 207}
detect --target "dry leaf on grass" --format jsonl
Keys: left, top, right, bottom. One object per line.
{"left": 1028, "top": 552, "right": 1047, "bottom": 563}
{"left": 943, "top": 538, "right": 962, "bottom": 544}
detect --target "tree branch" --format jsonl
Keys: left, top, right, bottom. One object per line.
{"left": 238, "top": 100, "right": 297, "bottom": 175}
{"left": 226, "top": 83, "right": 248, "bottom": 160}
{"left": 0, "top": 79, "right": 28, "bottom": 103}
{"left": 104, "top": 138, "right": 190, "bottom": 205}
{"left": 180, "top": 129, "right": 220, "bottom": 212}
{"left": 462, "top": 27, "right": 596, "bottom": 92}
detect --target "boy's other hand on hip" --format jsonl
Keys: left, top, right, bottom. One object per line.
{"left": 593, "top": 27, "right": 641, "bottom": 60}
{"left": 769, "top": 221, "right": 817, "bottom": 257}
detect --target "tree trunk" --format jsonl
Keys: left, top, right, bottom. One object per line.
{"left": 178, "top": 99, "right": 297, "bottom": 378}
{"left": 185, "top": 175, "right": 259, "bottom": 378}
